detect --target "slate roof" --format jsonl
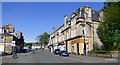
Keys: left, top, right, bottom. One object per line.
{"left": 91, "top": 10, "right": 100, "bottom": 22}
{"left": 76, "top": 7, "right": 101, "bottom": 22}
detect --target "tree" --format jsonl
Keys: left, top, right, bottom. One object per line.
{"left": 98, "top": 1, "right": 120, "bottom": 51}
{"left": 24, "top": 42, "right": 32, "bottom": 47}
{"left": 36, "top": 32, "right": 50, "bottom": 48}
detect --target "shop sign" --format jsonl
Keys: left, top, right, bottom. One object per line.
{"left": 71, "top": 38, "right": 89, "bottom": 44}
{"left": 85, "top": 38, "right": 88, "bottom": 43}
{"left": 61, "top": 42, "right": 65, "bottom": 45}
{"left": 53, "top": 43, "right": 58, "bottom": 46}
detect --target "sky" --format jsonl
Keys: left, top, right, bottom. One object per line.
{"left": 2, "top": 2, "right": 104, "bottom": 43}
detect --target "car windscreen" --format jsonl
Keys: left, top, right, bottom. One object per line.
{"left": 55, "top": 49, "right": 60, "bottom": 51}
{"left": 62, "top": 51, "right": 65, "bottom": 52}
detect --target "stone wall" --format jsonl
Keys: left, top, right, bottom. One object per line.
{"left": 88, "top": 53, "right": 118, "bottom": 59}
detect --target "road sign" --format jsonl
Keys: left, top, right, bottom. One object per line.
{"left": 85, "top": 38, "right": 88, "bottom": 43}
{"left": 12, "top": 41, "right": 15, "bottom": 46}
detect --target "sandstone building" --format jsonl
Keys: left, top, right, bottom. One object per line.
{"left": 48, "top": 5, "right": 103, "bottom": 55}
{"left": 0, "top": 24, "right": 24, "bottom": 54}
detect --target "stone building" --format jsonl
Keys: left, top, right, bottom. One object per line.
{"left": 0, "top": 24, "right": 24, "bottom": 54}
{"left": 48, "top": 5, "right": 103, "bottom": 55}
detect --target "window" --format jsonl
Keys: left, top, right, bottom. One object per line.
{"left": 55, "top": 37, "right": 57, "bottom": 43}
{"left": 63, "top": 33, "right": 64, "bottom": 41}
{"left": 79, "top": 11, "right": 81, "bottom": 17}
{"left": 71, "top": 30, "right": 73, "bottom": 38}
{"left": 74, "top": 29, "right": 76, "bottom": 36}
{"left": 73, "top": 19, "right": 76, "bottom": 25}
{"left": 67, "top": 31, "right": 69, "bottom": 39}
{"left": 59, "top": 36, "right": 61, "bottom": 42}
{"left": 71, "top": 29, "right": 76, "bottom": 38}
{"left": 2, "top": 29, "right": 4, "bottom": 33}
{"left": 37, "top": 45, "right": 40, "bottom": 46}
{"left": 71, "top": 19, "right": 74, "bottom": 26}
{"left": 0, "top": 37, "right": 4, "bottom": 42}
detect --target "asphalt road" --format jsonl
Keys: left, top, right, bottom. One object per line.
{"left": 2, "top": 50, "right": 119, "bottom": 63}
{"left": 2, "top": 50, "right": 84, "bottom": 63}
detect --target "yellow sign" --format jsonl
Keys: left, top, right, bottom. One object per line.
{"left": 71, "top": 38, "right": 89, "bottom": 44}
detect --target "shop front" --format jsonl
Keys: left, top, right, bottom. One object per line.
{"left": 53, "top": 43, "right": 58, "bottom": 51}
{"left": 48, "top": 44, "right": 53, "bottom": 52}
{"left": 67, "top": 38, "right": 89, "bottom": 55}
{"left": 58, "top": 41, "right": 66, "bottom": 51}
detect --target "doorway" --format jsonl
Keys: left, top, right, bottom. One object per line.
{"left": 77, "top": 43, "right": 79, "bottom": 55}
{"left": 71, "top": 44, "right": 74, "bottom": 54}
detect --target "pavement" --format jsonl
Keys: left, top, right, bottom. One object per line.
{"left": 1, "top": 49, "right": 119, "bottom": 63}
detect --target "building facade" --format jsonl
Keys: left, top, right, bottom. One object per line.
{"left": 48, "top": 5, "right": 103, "bottom": 55}
{"left": 0, "top": 24, "right": 24, "bottom": 54}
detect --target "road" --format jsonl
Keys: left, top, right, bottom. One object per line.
{"left": 2, "top": 50, "right": 83, "bottom": 63}
{"left": 2, "top": 50, "right": 118, "bottom": 63}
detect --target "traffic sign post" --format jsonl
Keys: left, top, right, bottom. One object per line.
{"left": 85, "top": 38, "right": 88, "bottom": 56}
{"left": 85, "top": 38, "right": 88, "bottom": 43}
{"left": 12, "top": 41, "right": 16, "bottom": 54}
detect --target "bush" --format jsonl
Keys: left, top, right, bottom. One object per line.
{"left": 88, "top": 50, "right": 111, "bottom": 53}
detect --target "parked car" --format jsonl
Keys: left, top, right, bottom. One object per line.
{"left": 59, "top": 51, "right": 69, "bottom": 56}
{"left": 54, "top": 49, "right": 60, "bottom": 55}
{"left": 30, "top": 48, "right": 34, "bottom": 51}
{"left": 23, "top": 49, "right": 30, "bottom": 53}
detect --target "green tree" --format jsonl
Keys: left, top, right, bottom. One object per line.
{"left": 98, "top": 1, "right": 120, "bottom": 51}
{"left": 36, "top": 32, "right": 50, "bottom": 48}
{"left": 33, "top": 42, "right": 39, "bottom": 44}
{"left": 24, "top": 43, "right": 33, "bottom": 47}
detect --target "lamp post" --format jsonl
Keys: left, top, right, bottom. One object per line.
{"left": 84, "top": 12, "right": 88, "bottom": 56}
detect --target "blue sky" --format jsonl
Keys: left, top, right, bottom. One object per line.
{"left": 2, "top": 2, "right": 104, "bottom": 43}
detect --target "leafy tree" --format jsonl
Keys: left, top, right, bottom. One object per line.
{"left": 33, "top": 42, "right": 39, "bottom": 44}
{"left": 36, "top": 32, "right": 50, "bottom": 48}
{"left": 98, "top": 1, "right": 120, "bottom": 51}
{"left": 24, "top": 43, "right": 32, "bottom": 47}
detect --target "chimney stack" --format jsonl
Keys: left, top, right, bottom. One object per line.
{"left": 52, "top": 28, "right": 55, "bottom": 33}
{"left": 64, "top": 15, "right": 68, "bottom": 28}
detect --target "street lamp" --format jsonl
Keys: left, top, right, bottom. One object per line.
{"left": 84, "top": 12, "right": 88, "bottom": 56}
{"left": 78, "top": 12, "right": 88, "bottom": 56}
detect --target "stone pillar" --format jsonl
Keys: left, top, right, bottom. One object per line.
{"left": 67, "top": 41, "right": 71, "bottom": 54}
{"left": 79, "top": 43, "right": 84, "bottom": 55}
{"left": 74, "top": 43, "right": 77, "bottom": 54}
